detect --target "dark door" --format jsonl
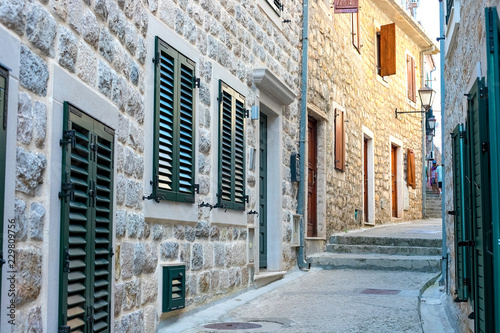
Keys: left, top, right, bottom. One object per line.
{"left": 259, "top": 113, "right": 267, "bottom": 268}
{"left": 0, "top": 66, "right": 8, "bottom": 305}
{"left": 307, "top": 116, "right": 318, "bottom": 237}
{"left": 391, "top": 145, "right": 398, "bottom": 217}
{"left": 364, "top": 138, "right": 368, "bottom": 223}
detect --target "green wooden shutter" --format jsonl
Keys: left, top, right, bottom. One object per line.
{"left": 467, "top": 78, "right": 494, "bottom": 333}
{"left": 218, "top": 81, "right": 246, "bottom": 211}
{"left": 486, "top": 8, "right": 500, "bottom": 332}
{"left": 0, "top": 66, "right": 9, "bottom": 304}
{"left": 153, "top": 37, "right": 195, "bottom": 203}
{"left": 452, "top": 123, "right": 469, "bottom": 301}
{"left": 59, "top": 102, "right": 114, "bottom": 333}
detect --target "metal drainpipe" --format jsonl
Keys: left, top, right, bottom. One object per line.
{"left": 439, "top": 0, "right": 448, "bottom": 292}
{"left": 297, "top": 0, "right": 309, "bottom": 269}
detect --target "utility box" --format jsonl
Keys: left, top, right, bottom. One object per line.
{"left": 162, "top": 265, "right": 186, "bottom": 312}
{"left": 291, "top": 152, "right": 300, "bottom": 182}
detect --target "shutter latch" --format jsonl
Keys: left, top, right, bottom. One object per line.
{"left": 63, "top": 246, "right": 70, "bottom": 273}
{"left": 194, "top": 78, "right": 200, "bottom": 89}
{"left": 60, "top": 130, "right": 76, "bottom": 148}
{"left": 86, "top": 306, "right": 95, "bottom": 330}
{"left": 447, "top": 210, "right": 456, "bottom": 215}
{"left": 142, "top": 174, "right": 165, "bottom": 203}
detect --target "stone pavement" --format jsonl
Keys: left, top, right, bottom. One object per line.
{"left": 159, "top": 219, "right": 455, "bottom": 333}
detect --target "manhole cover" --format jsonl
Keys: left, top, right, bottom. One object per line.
{"left": 360, "top": 288, "right": 401, "bottom": 295}
{"left": 204, "top": 322, "right": 263, "bottom": 330}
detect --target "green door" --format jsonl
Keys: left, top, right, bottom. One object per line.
{"left": 0, "top": 65, "right": 9, "bottom": 306}
{"left": 485, "top": 7, "right": 500, "bottom": 332}
{"left": 59, "top": 103, "right": 114, "bottom": 333}
{"left": 259, "top": 113, "right": 267, "bottom": 268}
{"left": 467, "top": 78, "right": 494, "bottom": 333}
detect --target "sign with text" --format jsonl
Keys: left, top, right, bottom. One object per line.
{"left": 334, "top": 0, "right": 359, "bottom": 13}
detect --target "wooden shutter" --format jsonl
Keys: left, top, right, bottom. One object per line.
{"left": 486, "top": 9, "right": 500, "bottom": 331}
{"left": 452, "top": 123, "right": 470, "bottom": 301}
{"left": 218, "top": 81, "right": 246, "bottom": 210}
{"left": 407, "top": 55, "right": 416, "bottom": 102}
{"left": 59, "top": 102, "right": 114, "bottom": 333}
{"left": 407, "top": 148, "right": 415, "bottom": 188}
{"left": 352, "top": 12, "right": 360, "bottom": 50}
{"left": 380, "top": 23, "right": 396, "bottom": 76}
{"left": 334, "top": 109, "right": 345, "bottom": 171}
{"left": 0, "top": 66, "right": 8, "bottom": 303}
{"left": 154, "top": 37, "right": 196, "bottom": 203}
{"left": 467, "top": 78, "right": 494, "bottom": 333}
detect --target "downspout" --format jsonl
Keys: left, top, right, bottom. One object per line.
{"left": 439, "top": 0, "right": 448, "bottom": 292}
{"left": 297, "top": 0, "right": 309, "bottom": 269}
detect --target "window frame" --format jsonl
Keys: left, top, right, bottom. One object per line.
{"left": 153, "top": 36, "right": 197, "bottom": 203}
{"left": 217, "top": 80, "right": 246, "bottom": 211}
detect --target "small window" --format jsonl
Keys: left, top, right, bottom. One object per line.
{"left": 378, "top": 23, "right": 396, "bottom": 77}
{"left": 153, "top": 37, "right": 196, "bottom": 203}
{"left": 334, "top": 108, "right": 345, "bottom": 171}
{"left": 407, "top": 148, "right": 416, "bottom": 188}
{"left": 352, "top": 12, "right": 360, "bottom": 51}
{"left": 406, "top": 54, "right": 417, "bottom": 102}
{"left": 266, "top": 0, "right": 283, "bottom": 17}
{"left": 446, "top": 0, "right": 454, "bottom": 25}
{"left": 218, "top": 81, "right": 246, "bottom": 210}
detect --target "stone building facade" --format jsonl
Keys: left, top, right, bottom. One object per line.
{"left": 0, "top": 0, "right": 304, "bottom": 331}
{"left": 304, "top": 0, "right": 437, "bottom": 252}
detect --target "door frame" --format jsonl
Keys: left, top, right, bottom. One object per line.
{"left": 389, "top": 136, "right": 404, "bottom": 218}
{"left": 362, "top": 126, "right": 375, "bottom": 225}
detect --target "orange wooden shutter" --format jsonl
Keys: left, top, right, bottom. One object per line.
{"left": 380, "top": 23, "right": 396, "bottom": 76}
{"left": 352, "top": 13, "right": 360, "bottom": 50}
{"left": 411, "top": 57, "right": 416, "bottom": 102}
{"left": 407, "top": 54, "right": 412, "bottom": 100}
{"left": 335, "top": 109, "right": 345, "bottom": 170}
{"left": 407, "top": 148, "right": 416, "bottom": 188}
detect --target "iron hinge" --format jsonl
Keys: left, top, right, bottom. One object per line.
{"left": 454, "top": 297, "right": 467, "bottom": 303}
{"left": 152, "top": 52, "right": 159, "bottom": 66}
{"left": 480, "top": 87, "right": 488, "bottom": 99}
{"left": 459, "top": 130, "right": 466, "bottom": 139}
{"left": 86, "top": 306, "right": 95, "bottom": 330}
{"left": 464, "top": 278, "right": 471, "bottom": 286}
{"left": 59, "top": 172, "right": 75, "bottom": 201}
{"left": 142, "top": 174, "right": 164, "bottom": 203}
{"left": 63, "top": 246, "right": 70, "bottom": 273}
{"left": 489, "top": 9, "right": 495, "bottom": 53}
{"left": 194, "top": 77, "right": 200, "bottom": 89}
{"left": 60, "top": 129, "right": 76, "bottom": 148}
{"left": 58, "top": 326, "right": 70, "bottom": 333}
{"left": 447, "top": 210, "right": 456, "bottom": 215}
{"left": 193, "top": 184, "right": 200, "bottom": 194}
{"left": 458, "top": 240, "right": 475, "bottom": 247}
{"left": 482, "top": 142, "right": 489, "bottom": 153}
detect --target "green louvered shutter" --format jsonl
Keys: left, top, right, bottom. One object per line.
{"left": 452, "top": 123, "right": 469, "bottom": 301}
{"left": 467, "top": 78, "right": 494, "bottom": 333}
{"left": 218, "top": 81, "right": 246, "bottom": 211}
{"left": 153, "top": 37, "right": 195, "bottom": 203}
{"left": 59, "top": 103, "right": 114, "bottom": 333}
{"left": 0, "top": 66, "right": 9, "bottom": 304}
{"left": 486, "top": 7, "right": 500, "bottom": 332}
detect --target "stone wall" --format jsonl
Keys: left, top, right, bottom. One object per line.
{"left": 0, "top": 0, "right": 303, "bottom": 331}
{"left": 308, "top": 0, "right": 424, "bottom": 237}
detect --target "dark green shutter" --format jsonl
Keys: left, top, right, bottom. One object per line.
{"left": 0, "top": 66, "right": 9, "bottom": 304}
{"left": 162, "top": 265, "right": 186, "bottom": 312}
{"left": 452, "top": 124, "right": 469, "bottom": 301}
{"left": 153, "top": 37, "right": 195, "bottom": 203}
{"left": 467, "top": 78, "right": 494, "bottom": 333}
{"left": 59, "top": 102, "right": 114, "bottom": 333}
{"left": 486, "top": 7, "right": 500, "bottom": 332}
{"left": 218, "top": 81, "right": 246, "bottom": 211}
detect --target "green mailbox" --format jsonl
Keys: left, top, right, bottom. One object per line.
{"left": 162, "top": 265, "right": 186, "bottom": 312}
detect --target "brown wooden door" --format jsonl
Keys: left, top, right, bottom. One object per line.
{"left": 307, "top": 116, "right": 318, "bottom": 237}
{"left": 391, "top": 145, "right": 398, "bottom": 217}
{"left": 364, "top": 138, "right": 368, "bottom": 223}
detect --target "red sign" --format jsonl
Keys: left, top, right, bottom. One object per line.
{"left": 334, "top": 0, "right": 359, "bottom": 13}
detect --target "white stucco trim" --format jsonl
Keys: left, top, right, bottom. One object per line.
{"left": 0, "top": 25, "right": 20, "bottom": 333}
{"left": 445, "top": 0, "right": 460, "bottom": 59}
{"left": 389, "top": 136, "right": 404, "bottom": 218}
{"left": 252, "top": 68, "right": 296, "bottom": 105}
{"left": 362, "top": 126, "right": 375, "bottom": 225}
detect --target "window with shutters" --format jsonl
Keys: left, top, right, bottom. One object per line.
{"left": 352, "top": 12, "right": 360, "bottom": 51}
{"left": 218, "top": 81, "right": 246, "bottom": 211}
{"left": 266, "top": 0, "right": 283, "bottom": 16}
{"left": 153, "top": 37, "right": 196, "bottom": 203}
{"left": 0, "top": 65, "right": 9, "bottom": 302}
{"left": 334, "top": 109, "right": 345, "bottom": 171}
{"left": 59, "top": 102, "right": 114, "bottom": 333}
{"left": 407, "top": 148, "right": 415, "bottom": 188}
{"left": 377, "top": 23, "right": 396, "bottom": 77}
{"left": 406, "top": 54, "right": 417, "bottom": 102}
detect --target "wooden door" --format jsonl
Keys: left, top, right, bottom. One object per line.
{"left": 259, "top": 113, "right": 267, "bottom": 268}
{"left": 307, "top": 116, "right": 318, "bottom": 237}
{"left": 391, "top": 145, "right": 398, "bottom": 217}
{"left": 364, "top": 138, "right": 368, "bottom": 223}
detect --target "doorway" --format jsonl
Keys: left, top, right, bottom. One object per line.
{"left": 259, "top": 113, "right": 267, "bottom": 268}
{"left": 307, "top": 116, "right": 318, "bottom": 237}
{"left": 364, "top": 138, "right": 368, "bottom": 223}
{"left": 391, "top": 144, "right": 398, "bottom": 217}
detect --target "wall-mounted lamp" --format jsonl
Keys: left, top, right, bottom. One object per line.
{"left": 395, "top": 86, "right": 436, "bottom": 118}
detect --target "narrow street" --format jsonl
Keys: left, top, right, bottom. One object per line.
{"left": 161, "top": 219, "right": 455, "bottom": 333}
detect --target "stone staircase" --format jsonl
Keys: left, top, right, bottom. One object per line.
{"left": 308, "top": 230, "right": 442, "bottom": 273}
{"left": 426, "top": 190, "right": 442, "bottom": 218}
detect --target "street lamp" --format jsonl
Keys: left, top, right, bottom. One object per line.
{"left": 395, "top": 86, "right": 437, "bottom": 118}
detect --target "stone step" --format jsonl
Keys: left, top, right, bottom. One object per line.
{"left": 307, "top": 253, "right": 441, "bottom": 273}
{"left": 326, "top": 244, "right": 442, "bottom": 256}
{"left": 328, "top": 235, "right": 442, "bottom": 248}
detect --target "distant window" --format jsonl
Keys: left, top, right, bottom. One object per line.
{"left": 266, "top": 0, "right": 283, "bottom": 17}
